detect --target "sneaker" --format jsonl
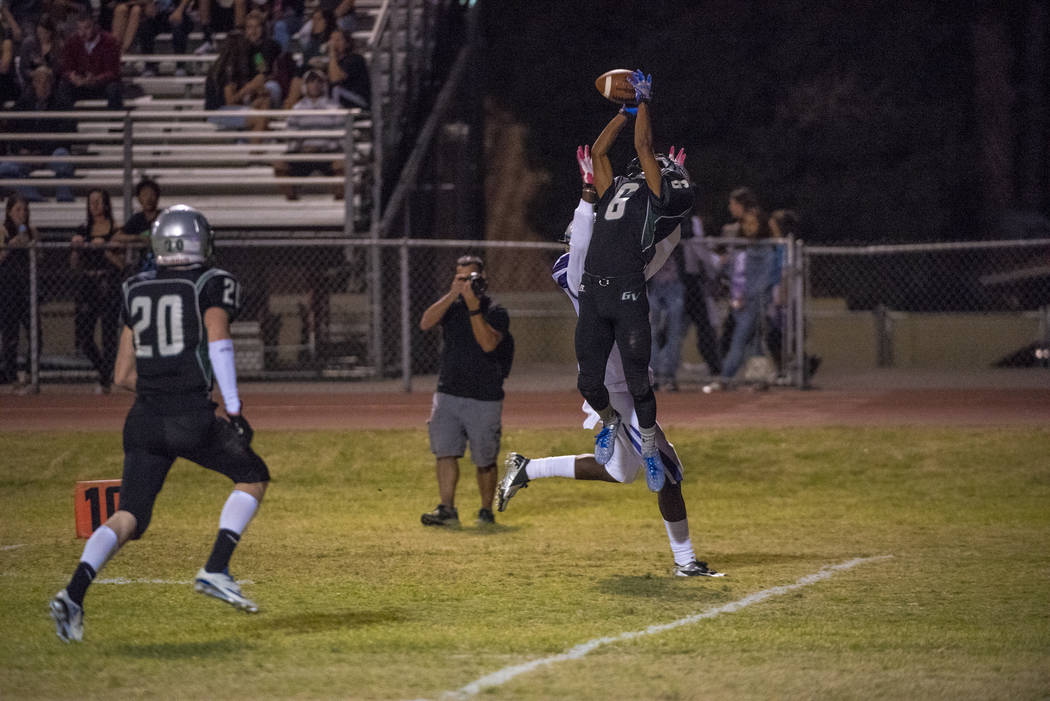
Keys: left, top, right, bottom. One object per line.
{"left": 497, "top": 452, "right": 530, "bottom": 512}
{"left": 420, "top": 504, "right": 459, "bottom": 527}
{"left": 49, "top": 589, "right": 84, "bottom": 642}
{"left": 594, "top": 411, "right": 621, "bottom": 465}
{"left": 702, "top": 380, "right": 724, "bottom": 394}
{"left": 642, "top": 445, "right": 665, "bottom": 492}
{"left": 194, "top": 568, "right": 259, "bottom": 613}
{"left": 193, "top": 39, "right": 215, "bottom": 55}
{"left": 674, "top": 560, "right": 726, "bottom": 577}
{"left": 476, "top": 508, "right": 495, "bottom": 525}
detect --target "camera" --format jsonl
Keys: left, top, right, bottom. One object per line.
{"left": 468, "top": 271, "right": 487, "bottom": 297}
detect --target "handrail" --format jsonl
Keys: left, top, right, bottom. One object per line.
{"left": 3, "top": 108, "right": 361, "bottom": 119}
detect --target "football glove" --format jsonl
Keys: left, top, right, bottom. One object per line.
{"left": 628, "top": 69, "right": 652, "bottom": 103}
{"left": 229, "top": 414, "right": 254, "bottom": 447}
{"left": 576, "top": 145, "right": 594, "bottom": 185}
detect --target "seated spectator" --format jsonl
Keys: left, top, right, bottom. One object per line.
{"left": 259, "top": 0, "right": 304, "bottom": 51}
{"left": 4, "top": 0, "right": 35, "bottom": 39}
{"left": 0, "top": 8, "right": 18, "bottom": 106}
{"left": 273, "top": 69, "right": 344, "bottom": 201}
{"left": 0, "top": 66, "right": 75, "bottom": 202}
{"left": 58, "top": 10, "right": 123, "bottom": 109}
{"left": 136, "top": 0, "right": 193, "bottom": 75}
{"left": 115, "top": 176, "right": 162, "bottom": 270}
{"left": 195, "top": 0, "right": 246, "bottom": 53}
{"left": 107, "top": 0, "right": 143, "bottom": 52}
{"left": 204, "top": 30, "right": 268, "bottom": 130}
{"left": 281, "top": 7, "right": 334, "bottom": 108}
{"left": 319, "top": 0, "right": 354, "bottom": 33}
{"left": 244, "top": 8, "right": 283, "bottom": 107}
{"left": 17, "top": 14, "right": 61, "bottom": 87}
{"left": 327, "top": 27, "right": 368, "bottom": 110}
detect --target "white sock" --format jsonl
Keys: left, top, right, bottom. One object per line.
{"left": 219, "top": 490, "right": 259, "bottom": 535}
{"left": 663, "top": 518, "right": 695, "bottom": 566}
{"left": 525, "top": 455, "right": 577, "bottom": 480}
{"left": 80, "top": 524, "right": 119, "bottom": 572}
{"left": 640, "top": 426, "right": 657, "bottom": 455}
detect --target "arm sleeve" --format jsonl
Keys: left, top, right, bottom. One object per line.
{"left": 566, "top": 199, "right": 595, "bottom": 296}
{"left": 208, "top": 339, "right": 241, "bottom": 415}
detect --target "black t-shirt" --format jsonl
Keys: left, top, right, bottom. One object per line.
{"left": 121, "top": 265, "right": 241, "bottom": 413}
{"left": 0, "top": 223, "right": 30, "bottom": 287}
{"left": 122, "top": 211, "right": 157, "bottom": 238}
{"left": 585, "top": 171, "right": 691, "bottom": 278}
{"left": 335, "top": 52, "right": 370, "bottom": 106}
{"left": 436, "top": 297, "right": 510, "bottom": 401}
{"left": 74, "top": 222, "right": 121, "bottom": 274}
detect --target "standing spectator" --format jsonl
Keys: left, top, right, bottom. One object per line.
{"left": 59, "top": 10, "right": 123, "bottom": 109}
{"left": 327, "top": 27, "right": 368, "bottom": 109}
{"left": 17, "top": 14, "right": 61, "bottom": 87}
{"left": 115, "top": 177, "right": 163, "bottom": 270}
{"left": 71, "top": 189, "right": 123, "bottom": 393}
{"left": 419, "top": 255, "right": 512, "bottom": 527}
{"left": 273, "top": 69, "right": 344, "bottom": 200}
{"left": 136, "top": 0, "right": 193, "bottom": 75}
{"left": 681, "top": 213, "right": 722, "bottom": 378}
{"left": 717, "top": 186, "right": 760, "bottom": 358}
{"left": 575, "top": 70, "right": 692, "bottom": 491}
{"left": 0, "top": 194, "right": 39, "bottom": 392}
{"left": 765, "top": 208, "right": 795, "bottom": 377}
{"left": 49, "top": 206, "right": 270, "bottom": 643}
{"left": 0, "top": 66, "right": 76, "bottom": 202}
{"left": 707, "top": 207, "right": 778, "bottom": 390}
{"left": 647, "top": 247, "right": 686, "bottom": 391}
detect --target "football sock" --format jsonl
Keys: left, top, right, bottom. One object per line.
{"left": 205, "top": 529, "right": 241, "bottom": 574}
{"left": 66, "top": 562, "right": 96, "bottom": 608}
{"left": 525, "top": 455, "right": 576, "bottom": 480}
{"left": 597, "top": 406, "right": 616, "bottom": 423}
{"left": 663, "top": 518, "right": 696, "bottom": 566}
{"left": 219, "top": 489, "right": 259, "bottom": 535}
{"left": 640, "top": 426, "right": 657, "bottom": 455}
{"left": 79, "top": 524, "right": 119, "bottom": 573}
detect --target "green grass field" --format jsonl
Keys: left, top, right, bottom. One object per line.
{"left": 2, "top": 426, "right": 1049, "bottom": 700}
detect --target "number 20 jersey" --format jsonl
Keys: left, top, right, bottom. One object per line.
{"left": 121, "top": 265, "right": 241, "bottom": 410}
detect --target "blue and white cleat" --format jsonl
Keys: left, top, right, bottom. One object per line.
{"left": 194, "top": 568, "right": 259, "bottom": 613}
{"left": 643, "top": 450, "right": 666, "bottom": 492}
{"left": 49, "top": 589, "right": 83, "bottom": 642}
{"left": 594, "top": 411, "right": 621, "bottom": 465}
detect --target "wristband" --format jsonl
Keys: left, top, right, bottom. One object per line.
{"left": 469, "top": 308, "right": 483, "bottom": 316}
{"left": 208, "top": 338, "right": 241, "bottom": 415}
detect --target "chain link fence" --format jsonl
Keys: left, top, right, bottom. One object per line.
{"left": 4, "top": 236, "right": 1049, "bottom": 392}
{"left": 805, "top": 239, "right": 1050, "bottom": 374}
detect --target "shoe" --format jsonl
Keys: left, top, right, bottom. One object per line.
{"left": 476, "top": 508, "right": 495, "bottom": 526}
{"left": 702, "top": 381, "right": 724, "bottom": 394}
{"left": 674, "top": 560, "right": 725, "bottom": 577}
{"left": 194, "top": 568, "right": 259, "bottom": 613}
{"left": 193, "top": 39, "right": 215, "bottom": 55}
{"left": 806, "top": 354, "right": 822, "bottom": 379}
{"left": 497, "top": 452, "right": 530, "bottom": 512}
{"left": 49, "top": 589, "right": 84, "bottom": 642}
{"left": 642, "top": 444, "right": 665, "bottom": 492}
{"left": 94, "top": 383, "right": 111, "bottom": 395}
{"left": 420, "top": 504, "right": 459, "bottom": 527}
{"left": 593, "top": 411, "right": 621, "bottom": 465}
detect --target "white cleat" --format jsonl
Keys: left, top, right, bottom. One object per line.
{"left": 50, "top": 589, "right": 84, "bottom": 642}
{"left": 498, "top": 452, "right": 530, "bottom": 512}
{"left": 194, "top": 568, "right": 259, "bottom": 613}
{"left": 674, "top": 560, "right": 726, "bottom": 577}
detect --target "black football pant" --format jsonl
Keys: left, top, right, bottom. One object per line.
{"left": 575, "top": 271, "right": 657, "bottom": 428}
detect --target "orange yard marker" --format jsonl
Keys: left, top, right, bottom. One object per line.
{"left": 74, "top": 480, "right": 122, "bottom": 538}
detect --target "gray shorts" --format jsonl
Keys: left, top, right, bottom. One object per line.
{"left": 427, "top": 392, "right": 502, "bottom": 467}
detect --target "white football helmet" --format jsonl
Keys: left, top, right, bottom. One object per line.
{"left": 151, "top": 205, "right": 212, "bottom": 266}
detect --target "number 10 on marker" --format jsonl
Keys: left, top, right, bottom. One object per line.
{"left": 74, "top": 480, "right": 122, "bottom": 538}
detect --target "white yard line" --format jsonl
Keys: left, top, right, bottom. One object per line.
{"left": 96, "top": 577, "right": 253, "bottom": 585}
{"left": 437, "top": 555, "right": 893, "bottom": 700}
{"left": 0, "top": 544, "right": 27, "bottom": 551}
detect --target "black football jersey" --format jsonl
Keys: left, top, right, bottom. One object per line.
{"left": 121, "top": 266, "right": 241, "bottom": 405}
{"left": 585, "top": 171, "right": 694, "bottom": 278}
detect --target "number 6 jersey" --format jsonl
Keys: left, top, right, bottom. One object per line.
{"left": 121, "top": 265, "right": 241, "bottom": 411}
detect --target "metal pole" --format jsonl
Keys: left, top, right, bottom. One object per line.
{"left": 400, "top": 235, "right": 411, "bottom": 393}
{"left": 28, "top": 241, "right": 39, "bottom": 392}
{"left": 795, "top": 239, "right": 807, "bottom": 388}
{"left": 122, "top": 113, "right": 133, "bottom": 222}
{"left": 370, "top": 239, "right": 383, "bottom": 378}
{"left": 343, "top": 111, "right": 355, "bottom": 236}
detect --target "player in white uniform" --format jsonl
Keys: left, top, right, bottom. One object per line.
{"left": 498, "top": 146, "right": 723, "bottom": 577}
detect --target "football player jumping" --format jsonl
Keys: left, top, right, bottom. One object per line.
{"left": 50, "top": 206, "right": 271, "bottom": 643}
{"left": 497, "top": 145, "right": 723, "bottom": 578}
{"left": 573, "top": 70, "right": 694, "bottom": 492}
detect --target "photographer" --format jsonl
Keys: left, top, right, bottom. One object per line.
{"left": 418, "top": 255, "right": 511, "bottom": 527}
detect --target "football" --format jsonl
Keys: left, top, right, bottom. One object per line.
{"left": 594, "top": 69, "right": 637, "bottom": 104}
